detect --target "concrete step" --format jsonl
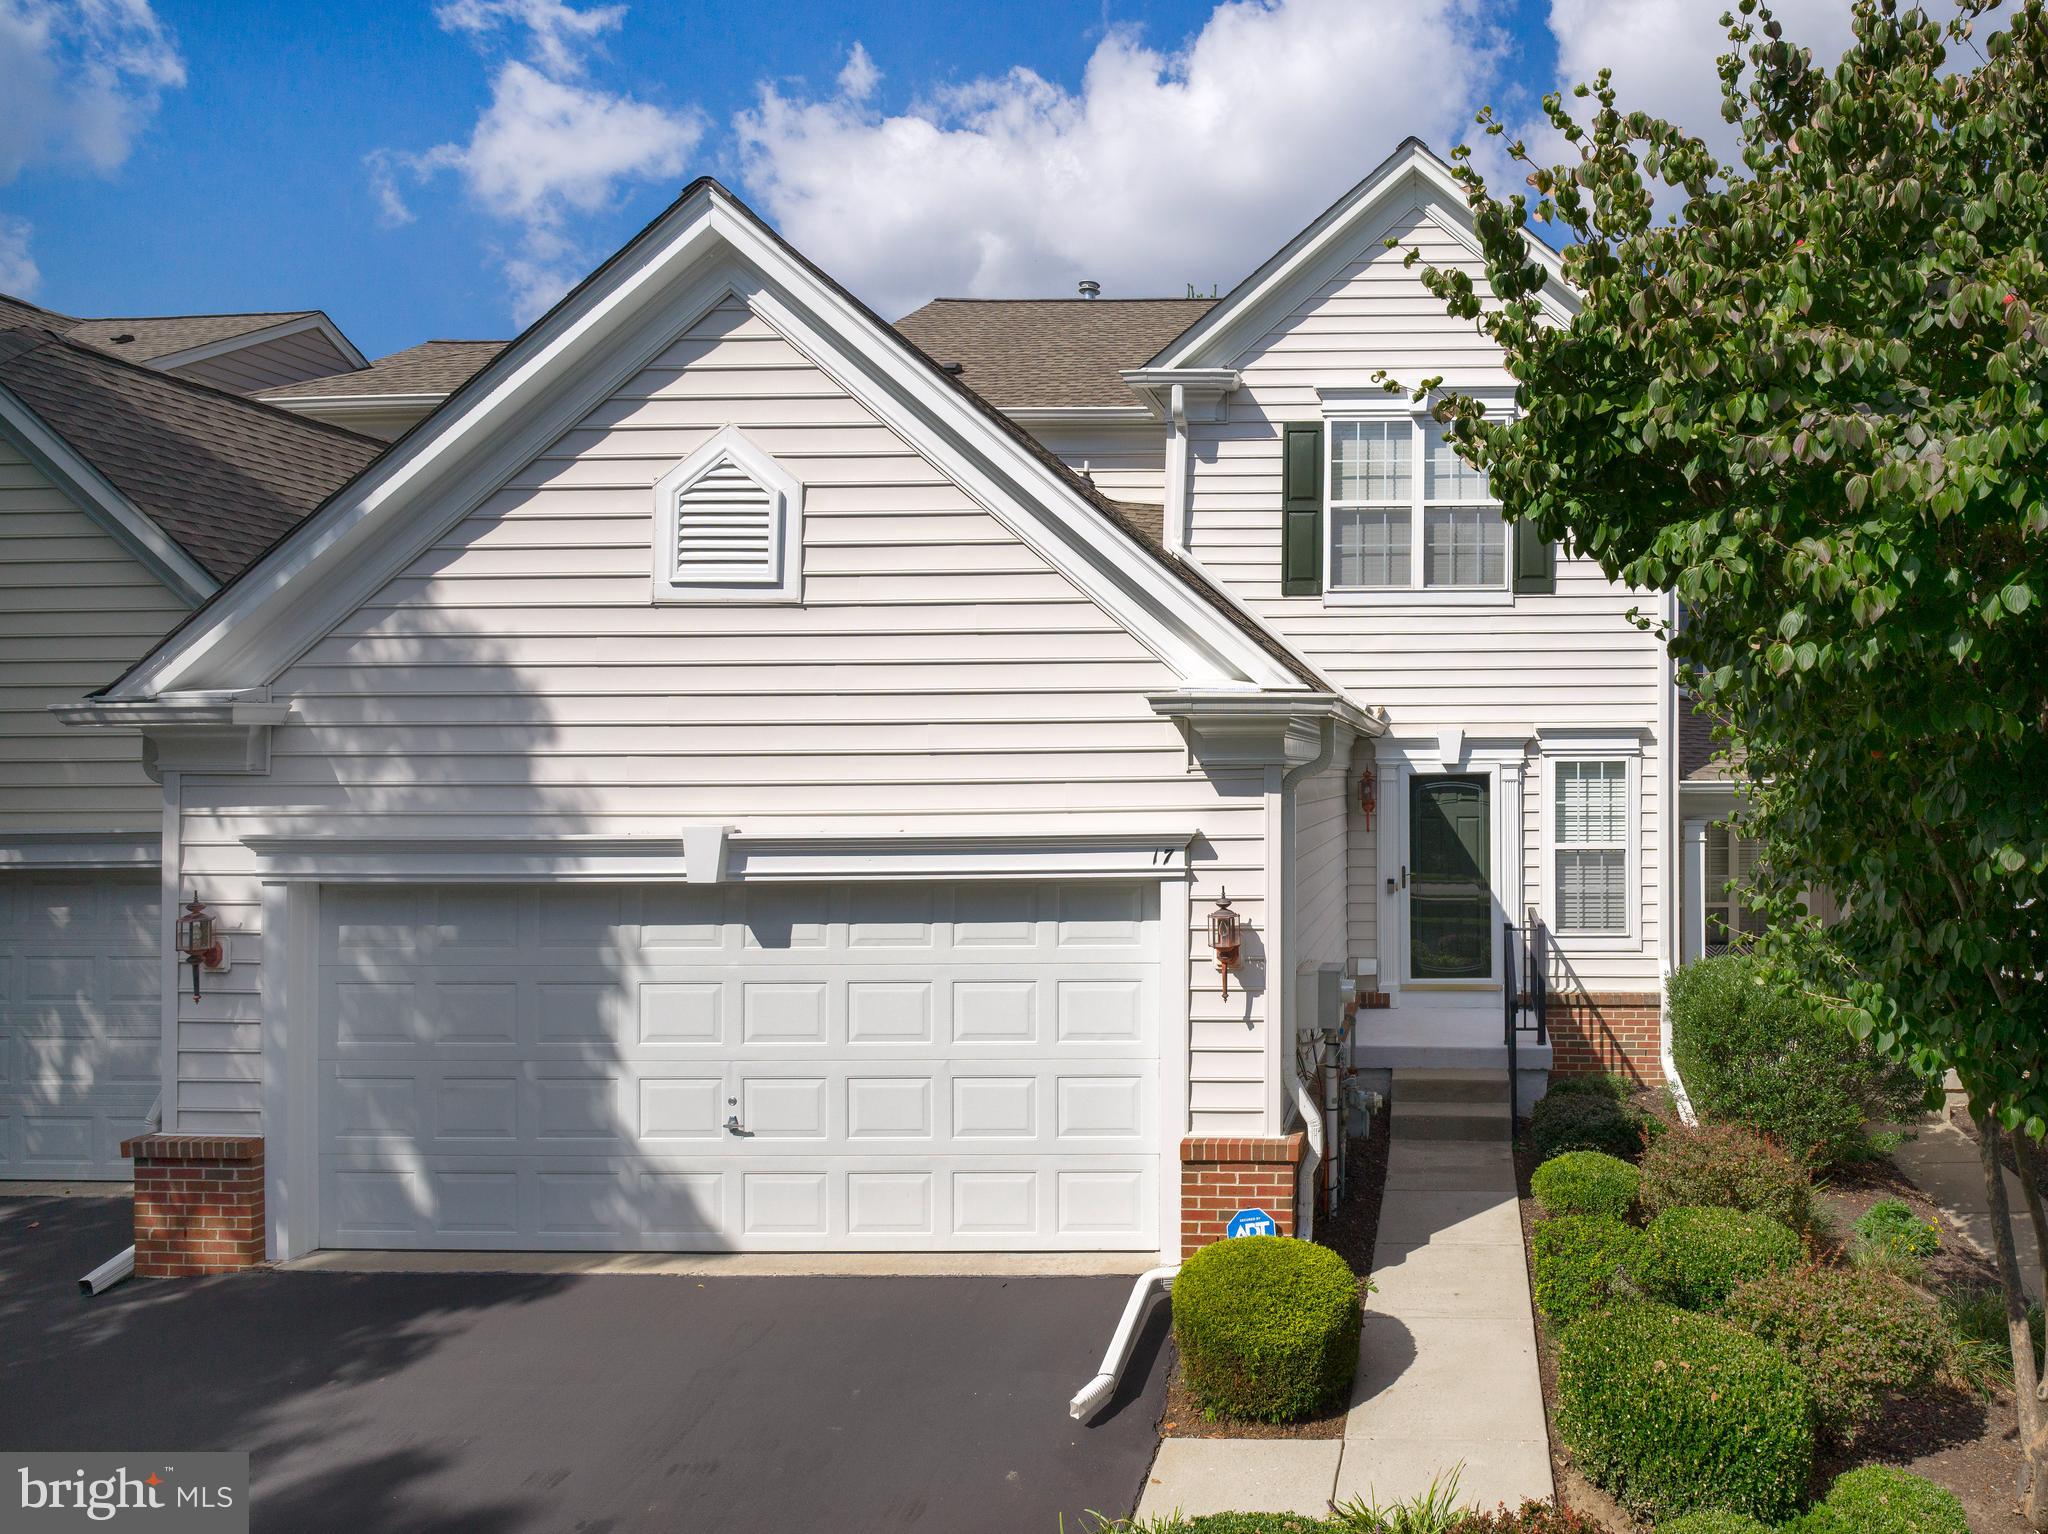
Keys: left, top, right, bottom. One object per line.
{"left": 1393, "top": 1068, "right": 1507, "bottom": 1105}
{"left": 1390, "top": 1096, "right": 1513, "bottom": 1143}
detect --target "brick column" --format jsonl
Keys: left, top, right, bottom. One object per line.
{"left": 1547, "top": 992, "right": 1664, "bottom": 1084}
{"left": 121, "top": 1134, "right": 265, "bottom": 1277}
{"left": 1180, "top": 1132, "right": 1305, "bottom": 1253}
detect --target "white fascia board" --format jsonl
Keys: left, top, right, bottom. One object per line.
{"left": 0, "top": 385, "right": 215, "bottom": 605}
{"left": 1147, "top": 144, "right": 1576, "bottom": 374}
{"left": 0, "top": 831, "right": 159, "bottom": 869}
{"left": 151, "top": 313, "right": 370, "bottom": 374}
{"left": 1118, "top": 369, "right": 1240, "bottom": 423}
{"left": 1002, "top": 405, "right": 1156, "bottom": 425}
{"left": 265, "top": 391, "right": 446, "bottom": 416}
{"left": 108, "top": 185, "right": 1313, "bottom": 700}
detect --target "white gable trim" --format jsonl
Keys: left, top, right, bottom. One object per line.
{"left": 150, "top": 313, "right": 369, "bottom": 375}
{"left": 104, "top": 185, "right": 1312, "bottom": 701}
{"left": 0, "top": 382, "right": 215, "bottom": 605}
{"left": 1148, "top": 140, "right": 1576, "bottom": 374}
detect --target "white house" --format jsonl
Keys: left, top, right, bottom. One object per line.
{"left": 32, "top": 140, "right": 1686, "bottom": 1271}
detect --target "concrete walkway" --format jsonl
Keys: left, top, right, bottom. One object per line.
{"left": 1138, "top": 1071, "right": 1554, "bottom": 1520}
{"left": 1889, "top": 1115, "right": 2044, "bottom": 1301}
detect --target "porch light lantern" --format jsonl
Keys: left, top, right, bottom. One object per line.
{"left": 1357, "top": 770, "right": 1376, "bottom": 831}
{"left": 176, "top": 891, "right": 223, "bottom": 1002}
{"left": 1208, "top": 889, "right": 1243, "bottom": 999}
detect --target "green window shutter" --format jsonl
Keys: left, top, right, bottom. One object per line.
{"left": 1281, "top": 421, "right": 1323, "bottom": 596}
{"left": 1511, "top": 518, "right": 1555, "bottom": 594}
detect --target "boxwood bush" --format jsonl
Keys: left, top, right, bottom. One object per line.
{"left": 1532, "top": 1214, "right": 1648, "bottom": 1326}
{"left": 1532, "top": 1151, "right": 1641, "bottom": 1220}
{"left": 1637, "top": 1122, "right": 1818, "bottom": 1235}
{"left": 1792, "top": 1466, "right": 1969, "bottom": 1534}
{"left": 1555, "top": 1301, "right": 1812, "bottom": 1524}
{"left": 1722, "top": 1265, "right": 1944, "bottom": 1444}
{"left": 1543, "top": 1072, "right": 1631, "bottom": 1103}
{"left": 1636, "top": 1207, "right": 1803, "bottom": 1311}
{"left": 1171, "top": 1235, "right": 1361, "bottom": 1422}
{"left": 1532, "top": 1091, "right": 1645, "bottom": 1162}
{"left": 1668, "top": 955, "right": 1928, "bottom": 1169}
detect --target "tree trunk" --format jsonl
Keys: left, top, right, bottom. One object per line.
{"left": 1977, "top": 1111, "right": 2048, "bottom": 1528}
{"left": 2015, "top": 1141, "right": 2048, "bottom": 1356}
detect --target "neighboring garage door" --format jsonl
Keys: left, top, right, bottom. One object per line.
{"left": 0, "top": 873, "right": 161, "bottom": 1180}
{"left": 318, "top": 882, "right": 1161, "bottom": 1251}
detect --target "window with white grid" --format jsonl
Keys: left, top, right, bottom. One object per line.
{"left": 1327, "top": 413, "right": 1505, "bottom": 590}
{"left": 1554, "top": 759, "right": 1629, "bottom": 933}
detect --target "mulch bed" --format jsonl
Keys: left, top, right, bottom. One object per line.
{"left": 1513, "top": 1107, "right": 2036, "bottom": 1532}
{"left": 1158, "top": 1104, "right": 1391, "bottom": 1441}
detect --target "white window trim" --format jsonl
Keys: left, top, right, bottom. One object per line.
{"left": 652, "top": 424, "right": 804, "bottom": 603}
{"left": 1317, "top": 391, "right": 1514, "bottom": 604}
{"left": 1538, "top": 733, "right": 1644, "bottom": 950}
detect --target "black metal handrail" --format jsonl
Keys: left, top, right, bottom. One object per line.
{"left": 1503, "top": 917, "right": 1549, "bottom": 1133}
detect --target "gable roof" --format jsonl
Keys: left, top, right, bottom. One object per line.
{"left": 259, "top": 339, "right": 509, "bottom": 403}
{"left": 0, "top": 317, "right": 385, "bottom": 583}
{"left": 100, "top": 178, "right": 1331, "bottom": 703}
{"left": 1146, "top": 137, "right": 1574, "bottom": 373}
{"left": 0, "top": 291, "right": 367, "bottom": 377}
{"left": 892, "top": 298, "right": 1213, "bottom": 410}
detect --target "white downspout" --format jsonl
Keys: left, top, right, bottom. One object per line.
{"left": 79, "top": 1092, "right": 160, "bottom": 1296}
{"left": 1657, "top": 589, "right": 1697, "bottom": 1124}
{"left": 1281, "top": 717, "right": 1335, "bottom": 1240}
{"left": 1069, "top": 1263, "right": 1180, "bottom": 1421}
{"left": 1162, "top": 383, "right": 1190, "bottom": 555}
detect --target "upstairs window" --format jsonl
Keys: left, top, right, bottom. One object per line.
{"left": 652, "top": 427, "right": 803, "bottom": 603}
{"left": 1327, "top": 413, "right": 1505, "bottom": 591}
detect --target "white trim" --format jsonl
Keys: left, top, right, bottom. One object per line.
{"left": 1537, "top": 737, "right": 1645, "bottom": 951}
{"left": 264, "top": 392, "right": 444, "bottom": 419}
{"left": 149, "top": 313, "right": 369, "bottom": 375}
{"left": 651, "top": 424, "right": 803, "bottom": 603}
{"left": 0, "top": 385, "right": 216, "bottom": 605}
{"left": 1004, "top": 405, "right": 1155, "bottom": 425}
{"left": 103, "top": 185, "right": 1315, "bottom": 702}
{"left": 0, "top": 832, "right": 158, "bottom": 869}
{"left": 1157, "top": 875, "right": 1191, "bottom": 1263}
{"left": 1321, "top": 396, "right": 1512, "bottom": 598}
{"left": 238, "top": 830, "right": 1197, "bottom": 884}
{"left": 262, "top": 879, "right": 320, "bottom": 1261}
{"left": 158, "top": 771, "right": 182, "bottom": 1135}
{"left": 1681, "top": 817, "right": 1710, "bottom": 966}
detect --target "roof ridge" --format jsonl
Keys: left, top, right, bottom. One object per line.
{"left": 921, "top": 296, "right": 1213, "bottom": 304}
{"left": 73, "top": 309, "right": 319, "bottom": 324}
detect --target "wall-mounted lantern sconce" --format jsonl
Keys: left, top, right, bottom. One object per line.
{"left": 176, "top": 891, "right": 224, "bottom": 1002}
{"left": 1208, "top": 889, "right": 1243, "bottom": 999}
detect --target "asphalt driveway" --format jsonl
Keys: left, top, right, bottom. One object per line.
{"left": 0, "top": 1190, "right": 1169, "bottom": 1533}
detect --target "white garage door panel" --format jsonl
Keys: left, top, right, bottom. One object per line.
{"left": 317, "top": 882, "right": 1161, "bottom": 1251}
{"left": 0, "top": 874, "right": 162, "bottom": 1181}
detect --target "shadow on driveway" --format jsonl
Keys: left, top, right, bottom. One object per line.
{"left": 0, "top": 1192, "right": 1168, "bottom": 1533}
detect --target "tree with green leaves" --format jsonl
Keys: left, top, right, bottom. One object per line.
{"left": 1395, "top": 0, "right": 2048, "bottom": 1517}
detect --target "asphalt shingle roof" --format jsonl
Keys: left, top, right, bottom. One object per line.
{"left": 0, "top": 320, "right": 384, "bottom": 581}
{"left": 259, "top": 340, "right": 509, "bottom": 401}
{"left": 891, "top": 298, "right": 1216, "bottom": 409}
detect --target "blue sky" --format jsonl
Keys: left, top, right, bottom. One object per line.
{"left": 4, "top": 0, "right": 1818, "bottom": 362}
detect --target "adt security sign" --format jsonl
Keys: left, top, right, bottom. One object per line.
{"left": 1225, "top": 1207, "right": 1278, "bottom": 1238}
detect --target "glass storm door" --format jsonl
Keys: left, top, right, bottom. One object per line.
{"left": 1408, "top": 774, "right": 1493, "bottom": 980}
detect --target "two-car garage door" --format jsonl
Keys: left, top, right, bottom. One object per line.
{"left": 318, "top": 881, "right": 1161, "bottom": 1251}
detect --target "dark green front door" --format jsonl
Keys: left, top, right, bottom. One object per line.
{"left": 1409, "top": 774, "right": 1492, "bottom": 980}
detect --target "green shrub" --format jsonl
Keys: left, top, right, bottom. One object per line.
{"left": 1531, "top": 1092, "right": 1644, "bottom": 1162}
{"left": 1543, "top": 1072, "right": 1631, "bottom": 1103}
{"left": 1854, "top": 1199, "right": 1940, "bottom": 1259}
{"left": 1792, "top": 1466, "right": 1969, "bottom": 1534}
{"left": 1636, "top": 1207, "right": 1802, "bottom": 1311}
{"left": 1668, "top": 955, "right": 1929, "bottom": 1169}
{"left": 1722, "top": 1266, "right": 1945, "bottom": 1442}
{"left": 1532, "top": 1151, "right": 1641, "bottom": 1220}
{"left": 1532, "top": 1214, "right": 1648, "bottom": 1326}
{"left": 1555, "top": 1301, "right": 1813, "bottom": 1524}
{"left": 1449, "top": 1506, "right": 1601, "bottom": 1532}
{"left": 1171, "top": 1236, "right": 1361, "bottom": 1422}
{"left": 1637, "top": 1123, "right": 1817, "bottom": 1234}
{"left": 1652, "top": 1514, "right": 1772, "bottom": 1534}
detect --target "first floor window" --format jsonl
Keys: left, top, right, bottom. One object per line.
{"left": 1554, "top": 759, "right": 1629, "bottom": 932}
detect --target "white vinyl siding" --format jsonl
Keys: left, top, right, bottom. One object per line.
{"left": 1182, "top": 200, "right": 1666, "bottom": 991}
{"left": 1554, "top": 760, "right": 1628, "bottom": 933}
{"left": 1019, "top": 421, "right": 1169, "bottom": 506}
{"left": 164, "top": 329, "right": 361, "bottom": 395}
{"left": 0, "top": 441, "right": 191, "bottom": 833}
{"left": 168, "top": 295, "right": 1278, "bottom": 1144}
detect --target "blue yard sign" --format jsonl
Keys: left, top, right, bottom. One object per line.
{"left": 1225, "top": 1207, "right": 1278, "bottom": 1238}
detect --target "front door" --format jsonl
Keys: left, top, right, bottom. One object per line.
{"left": 1408, "top": 775, "right": 1492, "bottom": 980}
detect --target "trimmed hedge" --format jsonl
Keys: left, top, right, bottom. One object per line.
{"left": 1532, "top": 1214, "right": 1648, "bottom": 1326}
{"left": 1653, "top": 1514, "right": 1772, "bottom": 1534}
{"left": 1555, "top": 1301, "right": 1813, "bottom": 1524}
{"left": 1544, "top": 1072, "right": 1631, "bottom": 1103}
{"left": 1637, "top": 1123, "right": 1818, "bottom": 1234}
{"left": 1668, "top": 955, "right": 1928, "bottom": 1169}
{"left": 1636, "top": 1206, "right": 1803, "bottom": 1311}
{"left": 1791, "top": 1466, "right": 1969, "bottom": 1534}
{"left": 1723, "top": 1265, "right": 1944, "bottom": 1443}
{"left": 1532, "top": 1151, "right": 1642, "bottom": 1220}
{"left": 1171, "top": 1236, "right": 1361, "bottom": 1422}
{"left": 1532, "top": 1091, "right": 1645, "bottom": 1162}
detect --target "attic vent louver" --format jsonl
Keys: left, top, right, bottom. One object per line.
{"left": 652, "top": 425, "right": 805, "bottom": 605}
{"left": 674, "top": 458, "right": 775, "bottom": 581}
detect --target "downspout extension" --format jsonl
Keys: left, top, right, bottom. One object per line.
{"left": 80, "top": 1092, "right": 160, "bottom": 1296}
{"left": 1069, "top": 1264, "right": 1179, "bottom": 1421}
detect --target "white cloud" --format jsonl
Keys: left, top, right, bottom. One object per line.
{"left": 733, "top": 0, "right": 1509, "bottom": 318}
{"left": 371, "top": 0, "right": 700, "bottom": 324}
{"left": 0, "top": 0, "right": 184, "bottom": 183}
{"left": 0, "top": 213, "right": 38, "bottom": 293}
